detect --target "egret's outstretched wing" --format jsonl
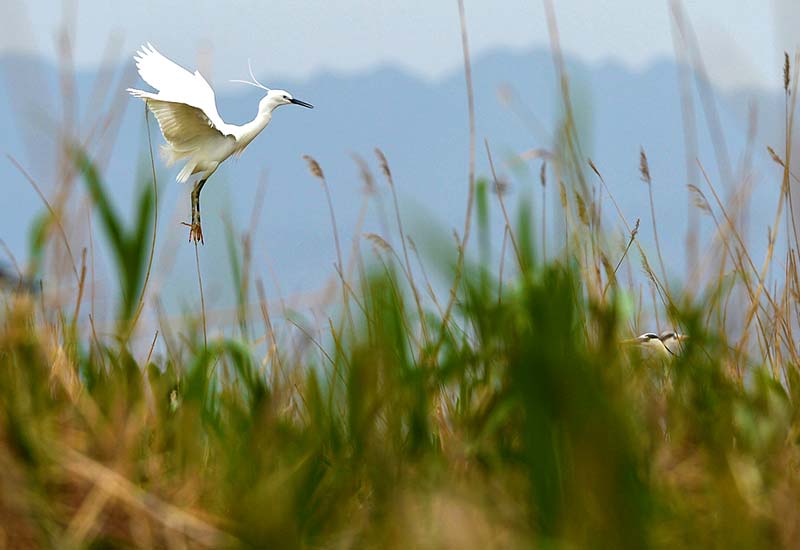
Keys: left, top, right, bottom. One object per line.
{"left": 145, "top": 99, "right": 234, "bottom": 156}
{"left": 128, "top": 43, "right": 233, "bottom": 136}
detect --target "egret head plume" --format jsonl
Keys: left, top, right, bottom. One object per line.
{"left": 230, "top": 59, "right": 271, "bottom": 92}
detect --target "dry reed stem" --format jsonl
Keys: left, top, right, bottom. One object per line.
{"left": 346, "top": 175, "right": 371, "bottom": 285}
{"left": 587, "top": 160, "right": 631, "bottom": 234}
{"left": 145, "top": 330, "right": 159, "bottom": 365}
{"left": 697, "top": 155, "right": 791, "bottom": 366}
{"left": 544, "top": 0, "right": 590, "bottom": 202}
{"left": 7, "top": 154, "right": 79, "bottom": 282}
{"left": 55, "top": 10, "right": 78, "bottom": 206}
{"left": 407, "top": 237, "right": 447, "bottom": 319}
{"left": 602, "top": 219, "right": 640, "bottom": 299}
{"left": 194, "top": 243, "right": 207, "bottom": 348}
{"left": 432, "top": 0, "right": 476, "bottom": 362}
{"left": 64, "top": 480, "right": 114, "bottom": 546}
{"left": 498, "top": 226, "right": 509, "bottom": 305}
{"left": 327, "top": 317, "right": 349, "bottom": 395}
{"left": 332, "top": 263, "right": 368, "bottom": 319}
{"left": 587, "top": 159, "right": 670, "bottom": 310}
{"left": 782, "top": 53, "right": 800, "bottom": 258}
{"left": 669, "top": 1, "right": 732, "bottom": 189}
{"left": 640, "top": 148, "right": 670, "bottom": 299}
{"left": 375, "top": 148, "right": 429, "bottom": 346}
{"left": 88, "top": 314, "right": 107, "bottom": 371}
{"left": 352, "top": 153, "right": 376, "bottom": 194}
{"left": 60, "top": 447, "right": 237, "bottom": 547}
{"left": 485, "top": 139, "right": 522, "bottom": 268}
{"left": 124, "top": 107, "right": 159, "bottom": 344}
{"left": 287, "top": 316, "right": 336, "bottom": 368}
{"left": 303, "top": 155, "right": 353, "bottom": 332}
{"left": 86, "top": 206, "right": 98, "bottom": 337}
{"left": 540, "top": 162, "right": 547, "bottom": 262}
{"left": 72, "top": 248, "right": 87, "bottom": 326}
{"left": 256, "top": 279, "right": 284, "bottom": 386}
{"left": 361, "top": 232, "right": 425, "bottom": 325}
{"left": 375, "top": 250, "right": 425, "bottom": 355}
{"left": 237, "top": 173, "right": 270, "bottom": 338}
{"left": 457, "top": 0, "right": 476, "bottom": 244}
{"left": 82, "top": 34, "right": 124, "bottom": 146}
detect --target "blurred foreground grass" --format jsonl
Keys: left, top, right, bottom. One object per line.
{"left": 2, "top": 150, "right": 800, "bottom": 548}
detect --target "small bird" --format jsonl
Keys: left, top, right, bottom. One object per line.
{"left": 659, "top": 330, "right": 688, "bottom": 356}
{"left": 127, "top": 44, "right": 313, "bottom": 244}
{"left": 623, "top": 331, "right": 687, "bottom": 360}
{"left": 623, "top": 332, "right": 674, "bottom": 361}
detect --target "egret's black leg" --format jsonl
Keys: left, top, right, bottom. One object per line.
{"left": 189, "top": 178, "right": 207, "bottom": 244}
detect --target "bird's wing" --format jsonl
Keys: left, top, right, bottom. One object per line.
{"left": 145, "top": 99, "right": 234, "bottom": 155}
{"left": 132, "top": 43, "right": 234, "bottom": 136}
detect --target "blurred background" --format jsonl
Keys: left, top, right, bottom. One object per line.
{"left": 1, "top": 0, "right": 799, "bottom": 337}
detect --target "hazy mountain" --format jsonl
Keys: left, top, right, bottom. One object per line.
{"left": 0, "top": 48, "right": 786, "bottom": 319}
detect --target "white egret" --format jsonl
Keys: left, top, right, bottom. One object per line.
{"left": 127, "top": 43, "right": 313, "bottom": 244}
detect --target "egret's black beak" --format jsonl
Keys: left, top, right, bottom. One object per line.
{"left": 290, "top": 98, "right": 314, "bottom": 109}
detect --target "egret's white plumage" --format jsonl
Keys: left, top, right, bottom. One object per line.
{"left": 127, "top": 43, "right": 313, "bottom": 243}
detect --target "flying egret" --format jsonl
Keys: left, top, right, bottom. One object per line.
{"left": 127, "top": 44, "right": 313, "bottom": 244}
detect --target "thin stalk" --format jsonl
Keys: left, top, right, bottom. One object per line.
{"left": 485, "top": 139, "right": 522, "bottom": 268}
{"left": 194, "top": 243, "right": 207, "bottom": 348}
{"left": 126, "top": 107, "right": 160, "bottom": 341}
{"left": 437, "top": 0, "right": 476, "bottom": 353}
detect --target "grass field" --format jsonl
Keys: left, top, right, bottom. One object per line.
{"left": 4, "top": 4, "right": 800, "bottom": 549}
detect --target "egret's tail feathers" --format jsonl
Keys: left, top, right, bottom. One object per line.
{"left": 163, "top": 144, "right": 195, "bottom": 181}
{"left": 161, "top": 146, "right": 194, "bottom": 182}
{"left": 177, "top": 162, "right": 196, "bottom": 183}
{"left": 159, "top": 144, "right": 182, "bottom": 166}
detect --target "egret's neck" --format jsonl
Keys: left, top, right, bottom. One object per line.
{"left": 236, "top": 109, "right": 274, "bottom": 147}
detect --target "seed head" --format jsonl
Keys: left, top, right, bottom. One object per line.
{"left": 574, "top": 191, "right": 589, "bottom": 226}
{"left": 364, "top": 233, "right": 393, "bottom": 253}
{"left": 767, "top": 146, "right": 784, "bottom": 167}
{"left": 687, "top": 184, "right": 711, "bottom": 215}
{"left": 784, "top": 52, "right": 791, "bottom": 93}
{"left": 303, "top": 155, "right": 324, "bottom": 180}
{"left": 375, "top": 148, "right": 392, "bottom": 180}
{"left": 639, "top": 148, "right": 651, "bottom": 185}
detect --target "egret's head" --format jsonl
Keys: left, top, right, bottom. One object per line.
{"left": 260, "top": 89, "right": 314, "bottom": 112}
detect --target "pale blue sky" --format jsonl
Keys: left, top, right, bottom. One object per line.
{"left": 2, "top": 1, "right": 798, "bottom": 90}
